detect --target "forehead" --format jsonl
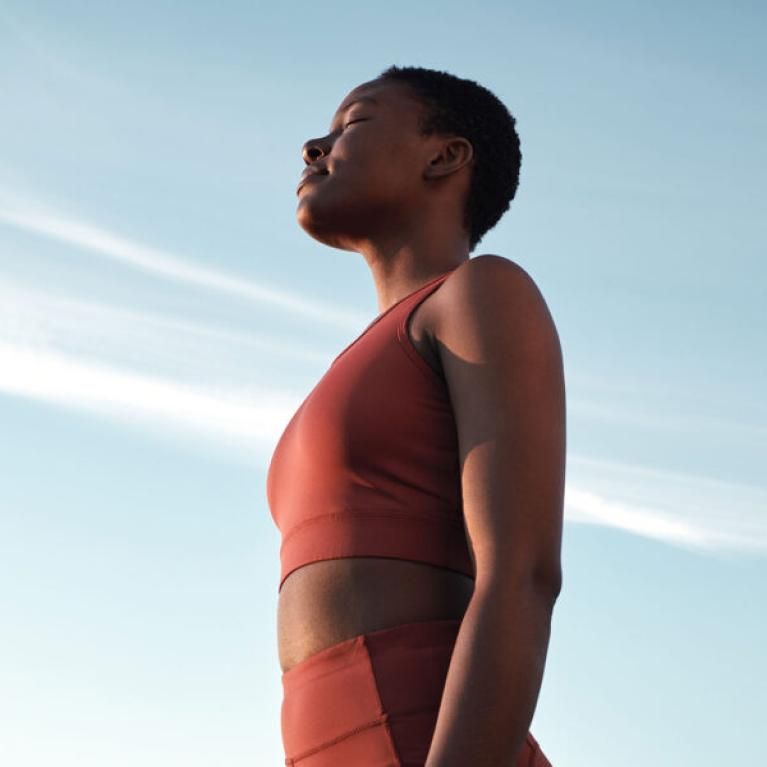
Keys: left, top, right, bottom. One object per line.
{"left": 332, "top": 79, "right": 422, "bottom": 120}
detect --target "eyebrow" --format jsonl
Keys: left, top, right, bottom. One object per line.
{"left": 330, "top": 96, "right": 379, "bottom": 129}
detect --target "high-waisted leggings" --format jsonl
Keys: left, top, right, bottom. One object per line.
{"left": 280, "top": 617, "right": 552, "bottom": 766}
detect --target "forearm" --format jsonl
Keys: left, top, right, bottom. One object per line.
{"left": 424, "top": 579, "right": 556, "bottom": 767}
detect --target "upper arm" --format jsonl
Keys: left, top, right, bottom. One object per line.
{"left": 434, "top": 255, "right": 566, "bottom": 596}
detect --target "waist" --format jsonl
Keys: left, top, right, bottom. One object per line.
{"left": 277, "top": 557, "right": 475, "bottom": 674}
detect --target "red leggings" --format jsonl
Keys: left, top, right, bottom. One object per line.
{"left": 280, "top": 617, "right": 552, "bottom": 766}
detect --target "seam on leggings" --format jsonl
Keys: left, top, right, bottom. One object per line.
{"left": 362, "top": 634, "right": 404, "bottom": 766}
{"left": 287, "top": 715, "right": 393, "bottom": 763}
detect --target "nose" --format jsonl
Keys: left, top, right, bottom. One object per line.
{"left": 302, "top": 136, "right": 331, "bottom": 165}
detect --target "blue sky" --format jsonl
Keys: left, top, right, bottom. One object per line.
{"left": 0, "top": 1, "right": 764, "bottom": 764}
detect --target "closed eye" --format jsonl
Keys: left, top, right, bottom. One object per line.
{"left": 343, "top": 118, "right": 368, "bottom": 129}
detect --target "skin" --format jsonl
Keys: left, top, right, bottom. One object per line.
{"left": 280, "top": 77, "right": 565, "bottom": 766}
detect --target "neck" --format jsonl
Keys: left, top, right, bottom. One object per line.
{"left": 355, "top": 219, "right": 471, "bottom": 314}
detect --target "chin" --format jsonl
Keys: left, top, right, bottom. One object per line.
{"left": 296, "top": 214, "right": 354, "bottom": 251}
{"left": 296, "top": 197, "right": 364, "bottom": 251}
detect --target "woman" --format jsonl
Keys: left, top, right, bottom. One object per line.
{"left": 267, "top": 65, "right": 565, "bottom": 766}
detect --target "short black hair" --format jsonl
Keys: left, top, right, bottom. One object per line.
{"left": 378, "top": 65, "right": 522, "bottom": 252}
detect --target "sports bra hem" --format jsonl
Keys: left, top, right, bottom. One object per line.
{"left": 279, "top": 556, "right": 475, "bottom": 592}
{"left": 280, "top": 507, "right": 464, "bottom": 547}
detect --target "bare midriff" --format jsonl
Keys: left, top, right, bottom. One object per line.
{"left": 277, "top": 557, "right": 475, "bottom": 673}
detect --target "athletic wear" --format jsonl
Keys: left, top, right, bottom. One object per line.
{"left": 271, "top": 272, "right": 554, "bottom": 765}
{"left": 267, "top": 267, "right": 474, "bottom": 592}
{"left": 280, "top": 618, "right": 553, "bottom": 766}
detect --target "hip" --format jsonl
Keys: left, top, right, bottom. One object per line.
{"left": 279, "top": 616, "right": 552, "bottom": 766}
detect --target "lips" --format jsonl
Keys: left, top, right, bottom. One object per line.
{"left": 297, "top": 166, "right": 329, "bottom": 194}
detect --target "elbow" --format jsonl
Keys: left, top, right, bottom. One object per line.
{"left": 541, "top": 564, "right": 563, "bottom": 605}
{"left": 526, "top": 561, "right": 562, "bottom": 607}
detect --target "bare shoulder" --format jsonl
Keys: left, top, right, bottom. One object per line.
{"left": 433, "top": 253, "right": 561, "bottom": 362}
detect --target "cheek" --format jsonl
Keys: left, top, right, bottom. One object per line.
{"left": 356, "top": 154, "right": 421, "bottom": 204}
{"left": 329, "top": 157, "right": 409, "bottom": 208}
{"left": 339, "top": 131, "right": 421, "bottom": 190}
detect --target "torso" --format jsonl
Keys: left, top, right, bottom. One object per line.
{"left": 277, "top": 288, "right": 475, "bottom": 674}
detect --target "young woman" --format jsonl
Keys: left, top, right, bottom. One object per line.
{"left": 267, "top": 65, "right": 565, "bottom": 766}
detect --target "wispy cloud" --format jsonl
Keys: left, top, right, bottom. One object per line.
{"left": 566, "top": 485, "right": 715, "bottom": 549}
{"left": 0, "top": 277, "right": 315, "bottom": 461}
{"left": 565, "top": 454, "right": 767, "bottom": 554}
{"left": 0, "top": 197, "right": 366, "bottom": 328}
{"left": 0, "top": 341, "right": 299, "bottom": 461}
{"left": 569, "top": 396, "right": 766, "bottom": 443}
{"left": 0, "top": 278, "right": 334, "bottom": 371}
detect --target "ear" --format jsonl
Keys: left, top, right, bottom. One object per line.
{"left": 423, "top": 136, "right": 474, "bottom": 180}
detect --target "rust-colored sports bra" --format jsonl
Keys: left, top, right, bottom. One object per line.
{"left": 266, "top": 267, "right": 475, "bottom": 592}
